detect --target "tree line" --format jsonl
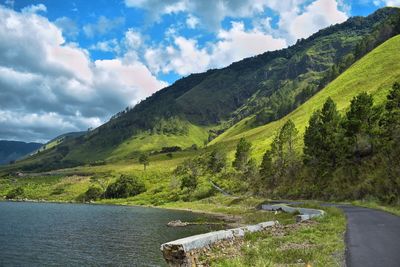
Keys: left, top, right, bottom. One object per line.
{"left": 247, "top": 83, "right": 400, "bottom": 203}
{"left": 176, "top": 83, "right": 400, "bottom": 204}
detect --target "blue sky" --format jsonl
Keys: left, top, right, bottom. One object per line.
{"left": 0, "top": 0, "right": 397, "bottom": 142}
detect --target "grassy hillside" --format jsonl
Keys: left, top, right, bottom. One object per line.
{"left": 210, "top": 35, "right": 400, "bottom": 159}
{"left": 107, "top": 123, "right": 208, "bottom": 161}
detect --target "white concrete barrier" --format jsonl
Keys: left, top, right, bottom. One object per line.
{"left": 160, "top": 221, "right": 277, "bottom": 266}
{"left": 260, "top": 203, "right": 325, "bottom": 222}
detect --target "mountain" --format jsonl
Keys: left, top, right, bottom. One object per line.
{"left": 0, "top": 141, "right": 42, "bottom": 165}
{"left": 10, "top": 7, "right": 400, "bottom": 171}
{"left": 210, "top": 34, "right": 400, "bottom": 158}
{"left": 36, "top": 131, "right": 86, "bottom": 153}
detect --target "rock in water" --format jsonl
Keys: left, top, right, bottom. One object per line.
{"left": 167, "top": 220, "right": 188, "bottom": 227}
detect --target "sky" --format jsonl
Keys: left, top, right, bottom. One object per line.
{"left": 0, "top": 0, "right": 398, "bottom": 143}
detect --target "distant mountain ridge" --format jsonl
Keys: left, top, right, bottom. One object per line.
{"left": 0, "top": 140, "right": 42, "bottom": 165}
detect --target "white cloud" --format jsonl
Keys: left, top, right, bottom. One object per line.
{"left": 280, "top": 0, "right": 348, "bottom": 41}
{"left": 124, "top": 0, "right": 349, "bottom": 78}
{"left": 144, "top": 21, "right": 286, "bottom": 76}
{"left": 21, "top": 3, "right": 47, "bottom": 14}
{"left": 0, "top": 6, "right": 167, "bottom": 142}
{"left": 145, "top": 36, "right": 210, "bottom": 75}
{"left": 186, "top": 14, "right": 199, "bottom": 29}
{"left": 374, "top": 0, "right": 400, "bottom": 6}
{"left": 54, "top": 16, "right": 79, "bottom": 39}
{"left": 83, "top": 16, "right": 125, "bottom": 38}
{"left": 212, "top": 22, "right": 287, "bottom": 67}
{"left": 125, "top": 0, "right": 282, "bottom": 29}
{"left": 90, "top": 39, "right": 120, "bottom": 53}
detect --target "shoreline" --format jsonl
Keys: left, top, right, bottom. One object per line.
{"left": 0, "top": 197, "right": 244, "bottom": 225}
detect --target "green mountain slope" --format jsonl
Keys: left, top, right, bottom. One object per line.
{"left": 210, "top": 34, "right": 400, "bottom": 159}
{"left": 9, "top": 7, "right": 400, "bottom": 171}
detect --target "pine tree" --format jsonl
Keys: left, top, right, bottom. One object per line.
{"left": 381, "top": 82, "right": 400, "bottom": 148}
{"left": 304, "top": 97, "right": 344, "bottom": 169}
{"left": 344, "top": 92, "right": 378, "bottom": 157}
{"left": 208, "top": 149, "right": 226, "bottom": 173}
{"left": 271, "top": 119, "right": 299, "bottom": 177}
{"left": 259, "top": 150, "right": 275, "bottom": 189}
{"left": 232, "top": 138, "right": 251, "bottom": 172}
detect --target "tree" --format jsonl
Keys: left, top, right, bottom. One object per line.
{"left": 259, "top": 150, "right": 274, "bottom": 189}
{"left": 181, "top": 175, "right": 198, "bottom": 190}
{"left": 381, "top": 82, "right": 400, "bottom": 144}
{"left": 378, "top": 83, "right": 400, "bottom": 203}
{"left": 271, "top": 120, "right": 299, "bottom": 177}
{"left": 208, "top": 149, "right": 226, "bottom": 173}
{"left": 245, "top": 158, "right": 260, "bottom": 193}
{"left": 344, "top": 92, "right": 378, "bottom": 157}
{"left": 139, "top": 153, "right": 149, "bottom": 170}
{"left": 303, "top": 110, "right": 323, "bottom": 165}
{"left": 105, "top": 175, "right": 146, "bottom": 199}
{"left": 84, "top": 185, "right": 103, "bottom": 201}
{"left": 232, "top": 138, "right": 252, "bottom": 171}
{"left": 304, "top": 97, "right": 344, "bottom": 169}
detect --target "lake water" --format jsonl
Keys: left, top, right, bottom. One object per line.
{"left": 0, "top": 201, "right": 222, "bottom": 266}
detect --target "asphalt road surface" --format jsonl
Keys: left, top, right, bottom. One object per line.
{"left": 337, "top": 205, "right": 400, "bottom": 267}
{"left": 270, "top": 201, "right": 400, "bottom": 266}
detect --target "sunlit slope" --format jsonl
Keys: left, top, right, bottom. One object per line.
{"left": 106, "top": 124, "right": 208, "bottom": 161}
{"left": 211, "top": 35, "right": 400, "bottom": 159}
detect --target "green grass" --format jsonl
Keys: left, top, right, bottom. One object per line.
{"left": 0, "top": 175, "right": 91, "bottom": 201}
{"left": 352, "top": 200, "right": 400, "bottom": 216}
{"left": 161, "top": 196, "right": 295, "bottom": 225}
{"left": 107, "top": 123, "right": 208, "bottom": 161}
{"left": 210, "top": 206, "right": 346, "bottom": 267}
{"left": 210, "top": 35, "right": 400, "bottom": 160}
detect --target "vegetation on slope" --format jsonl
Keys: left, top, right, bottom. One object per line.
{"left": 211, "top": 34, "right": 400, "bottom": 159}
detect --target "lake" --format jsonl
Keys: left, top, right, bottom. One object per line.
{"left": 0, "top": 201, "right": 222, "bottom": 266}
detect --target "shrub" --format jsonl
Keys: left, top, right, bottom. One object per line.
{"left": 105, "top": 175, "right": 146, "bottom": 199}
{"left": 6, "top": 187, "right": 24, "bottom": 199}
{"left": 181, "top": 175, "right": 197, "bottom": 190}
{"left": 84, "top": 185, "right": 104, "bottom": 201}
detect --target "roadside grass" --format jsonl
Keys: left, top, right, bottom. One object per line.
{"left": 161, "top": 196, "right": 295, "bottom": 225}
{"left": 210, "top": 206, "right": 346, "bottom": 267}
{"left": 351, "top": 200, "right": 400, "bottom": 216}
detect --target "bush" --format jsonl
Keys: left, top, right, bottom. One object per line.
{"left": 105, "top": 175, "right": 146, "bottom": 199}
{"left": 6, "top": 187, "right": 24, "bottom": 199}
{"left": 84, "top": 185, "right": 104, "bottom": 201}
{"left": 160, "top": 146, "right": 182, "bottom": 153}
{"left": 181, "top": 175, "right": 197, "bottom": 190}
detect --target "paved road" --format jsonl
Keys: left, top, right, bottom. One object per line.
{"left": 269, "top": 201, "right": 400, "bottom": 266}
{"left": 338, "top": 205, "right": 400, "bottom": 267}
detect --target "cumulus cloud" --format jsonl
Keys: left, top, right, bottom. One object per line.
{"left": 374, "top": 0, "right": 400, "bottom": 6}
{"left": 279, "top": 0, "right": 348, "bottom": 41}
{"left": 54, "top": 16, "right": 79, "bottom": 39}
{"left": 186, "top": 14, "right": 199, "bottom": 29}
{"left": 21, "top": 3, "right": 47, "bottom": 14}
{"left": 144, "top": 21, "right": 286, "bottom": 76}
{"left": 0, "top": 6, "right": 166, "bottom": 142}
{"left": 125, "top": 0, "right": 273, "bottom": 29}
{"left": 90, "top": 39, "right": 121, "bottom": 53}
{"left": 83, "top": 16, "right": 125, "bottom": 38}
{"left": 125, "top": 0, "right": 348, "bottom": 41}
